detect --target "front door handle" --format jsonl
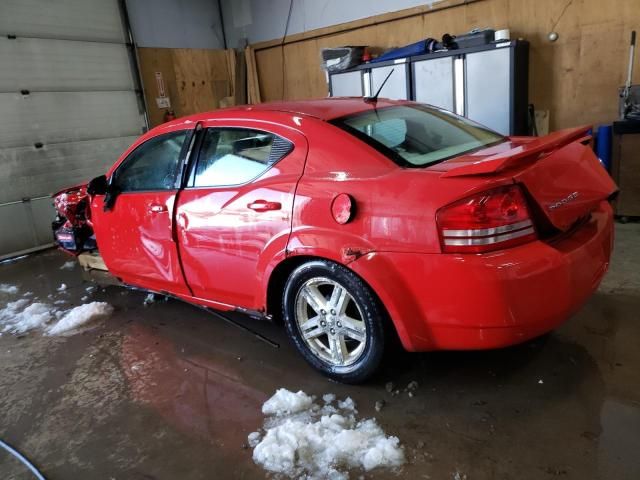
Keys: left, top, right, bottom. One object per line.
{"left": 148, "top": 203, "right": 168, "bottom": 213}
{"left": 247, "top": 200, "right": 282, "bottom": 212}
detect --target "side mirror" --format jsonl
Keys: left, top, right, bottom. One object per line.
{"left": 87, "top": 175, "right": 108, "bottom": 195}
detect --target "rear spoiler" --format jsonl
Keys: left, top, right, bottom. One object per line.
{"left": 442, "top": 126, "right": 592, "bottom": 178}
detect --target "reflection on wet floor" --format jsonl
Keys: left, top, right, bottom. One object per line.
{"left": 0, "top": 224, "right": 639, "bottom": 479}
{"left": 121, "top": 322, "right": 265, "bottom": 448}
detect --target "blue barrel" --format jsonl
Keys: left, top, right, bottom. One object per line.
{"left": 596, "top": 125, "right": 612, "bottom": 171}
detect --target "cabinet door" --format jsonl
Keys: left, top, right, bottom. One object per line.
{"left": 371, "top": 64, "right": 409, "bottom": 100}
{"left": 330, "top": 71, "right": 363, "bottom": 97}
{"left": 465, "top": 47, "right": 511, "bottom": 134}
{"left": 412, "top": 56, "right": 455, "bottom": 111}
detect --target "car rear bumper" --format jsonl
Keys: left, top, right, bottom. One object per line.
{"left": 350, "top": 201, "right": 614, "bottom": 351}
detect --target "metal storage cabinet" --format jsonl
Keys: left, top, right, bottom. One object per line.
{"left": 328, "top": 59, "right": 411, "bottom": 100}
{"left": 411, "top": 40, "right": 529, "bottom": 136}
{"left": 465, "top": 47, "right": 512, "bottom": 133}
{"left": 412, "top": 56, "right": 455, "bottom": 111}
{"left": 329, "top": 70, "right": 365, "bottom": 97}
{"left": 369, "top": 60, "right": 411, "bottom": 100}
{"left": 464, "top": 42, "right": 529, "bottom": 135}
{"left": 328, "top": 41, "right": 529, "bottom": 136}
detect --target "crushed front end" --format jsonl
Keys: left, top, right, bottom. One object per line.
{"left": 52, "top": 184, "right": 97, "bottom": 254}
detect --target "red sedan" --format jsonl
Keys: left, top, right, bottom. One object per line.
{"left": 52, "top": 98, "right": 617, "bottom": 382}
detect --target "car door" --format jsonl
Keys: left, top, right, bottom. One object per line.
{"left": 175, "top": 122, "right": 308, "bottom": 309}
{"left": 91, "top": 129, "right": 194, "bottom": 295}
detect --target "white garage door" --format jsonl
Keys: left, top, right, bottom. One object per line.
{"left": 0, "top": 0, "right": 146, "bottom": 259}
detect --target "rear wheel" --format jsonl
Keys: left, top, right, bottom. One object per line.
{"left": 282, "top": 260, "right": 386, "bottom": 383}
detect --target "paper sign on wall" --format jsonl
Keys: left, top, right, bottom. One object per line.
{"left": 154, "top": 71, "right": 171, "bottom": 109}
{"left": 155, "top": 71, "right": 166, "bottom": 97}
{"left": 155, "top": 97, "right": 171, "bottom": 109}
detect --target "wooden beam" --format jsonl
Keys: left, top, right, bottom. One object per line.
{"left": 244, "top": 45, "right": 261, "bottom": 104}
{"left": 251, "top": 0, "right": 485, "bottom": 51}
{"left": 235, "top": 48, "right": 247, "bottom": 105}
{"left": 225, "top": 48, "right": 236, "bottom": 99}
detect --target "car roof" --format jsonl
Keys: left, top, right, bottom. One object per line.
{"left": 177, "top": 97, "right": 412, "bottom": 123}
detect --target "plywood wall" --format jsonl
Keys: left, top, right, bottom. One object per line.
{"left": 253, "top": 0, "right": 640, "bottom": 130}
{"left": 138, "top": 47, "right": 234, "bottom": 127}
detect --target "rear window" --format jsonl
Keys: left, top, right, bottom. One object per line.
{"left": 332, "top": 105, "right": 505, "bottom": 167}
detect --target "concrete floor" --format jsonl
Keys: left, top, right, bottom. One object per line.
{"left": 1, "top": 224, "right": 639, "bottom": 480}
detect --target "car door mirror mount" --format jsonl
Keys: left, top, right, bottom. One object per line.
{"left": 87, "top": 175, "right": 109, "bottom": 196}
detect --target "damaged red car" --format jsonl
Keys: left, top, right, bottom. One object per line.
{"left": 52, "top": 98, "right": 617, "bottom": 382}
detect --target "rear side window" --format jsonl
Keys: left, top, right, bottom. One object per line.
{"left": 332, "top": 105, "right": 504, "bottom": 167}
{"left": 191, "top": 128, "right": 293, "bottom": 187}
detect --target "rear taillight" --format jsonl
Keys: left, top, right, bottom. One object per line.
{"left": 436, "top": 184, "right": 537, "bottom": 253}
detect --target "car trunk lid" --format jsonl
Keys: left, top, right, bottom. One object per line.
{"left": 439, "top": 126, "right": 618, "bottom": 232}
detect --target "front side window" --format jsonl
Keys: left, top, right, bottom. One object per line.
{"left": 191, "top": 128, "right": 292, "bottom": 187}
{"left": 332, "top": 105, "right": 505, "bottom": 167}
{"left": 113, "top": 131, "right": 189, "bottom": 192}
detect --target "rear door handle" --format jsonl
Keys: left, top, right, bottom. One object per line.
{"left": 247, "top": 200, "right": 282, "bottom": 212}
{"left": 148, "top": 204, "right": 168, "bottom": 213}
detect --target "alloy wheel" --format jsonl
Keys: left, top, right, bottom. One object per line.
{"left": 294, "top": 276, "right": 368, "bottom": 367}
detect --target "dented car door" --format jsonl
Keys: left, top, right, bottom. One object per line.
{"left": 174, "top": 122, "right": 308, "bottom": 310}
{"left": 91, "top": 129, "right": 194, "bottom": 295}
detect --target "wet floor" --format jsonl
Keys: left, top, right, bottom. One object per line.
{"left": 1, "top": 223, "right": 639, "bottom": 480}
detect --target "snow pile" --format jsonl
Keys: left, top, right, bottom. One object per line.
{"left": 60, "top": 261, "right": 76, "bottom": 270}
{"left": 0, "top": 297, "right": 113, "bottom": 336}
{"left": 323, "top": 393, "right": 336, "bottom": 403}
{"left": 249, "top": 389, "right": 405, "bottom": 479}
{"left": 46, "top": 302, "right": 113, "bottom": 335}
{"left": 0, "top": 299, "right": 53, "bottom": 334}
{"left": 262, "top": 389, "right": 315, "bottom": 416}
{"left": 0, "top": 284, "right": 19, "bottom": 294}
{"left": 57, "top": 283, "right": 67, "bottom": 292}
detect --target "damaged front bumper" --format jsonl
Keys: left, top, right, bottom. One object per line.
{"left": 51, "top": 183, "right": 96, "bottom": 254}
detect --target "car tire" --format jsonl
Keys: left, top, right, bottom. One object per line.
{"left": 282, "top": 259, "right": 386, "bottom": 383}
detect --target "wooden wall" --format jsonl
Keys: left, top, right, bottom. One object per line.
{"left": 252, "top": 0, "right": 640, "bottom": 131}
{"left": 138, "top": 48, "right": 235, "bottom": 127}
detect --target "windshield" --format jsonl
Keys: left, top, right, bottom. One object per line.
{"left": 332, "top": 104, "right": 505, "bottom": 167}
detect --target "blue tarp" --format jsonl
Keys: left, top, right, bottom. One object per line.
{"left": 370, "top": 40, "right": 429, "bottom": 63}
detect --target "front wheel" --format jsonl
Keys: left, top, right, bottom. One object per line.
{"left": 282, "top": 260, "right": 386, "bottom": 383}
